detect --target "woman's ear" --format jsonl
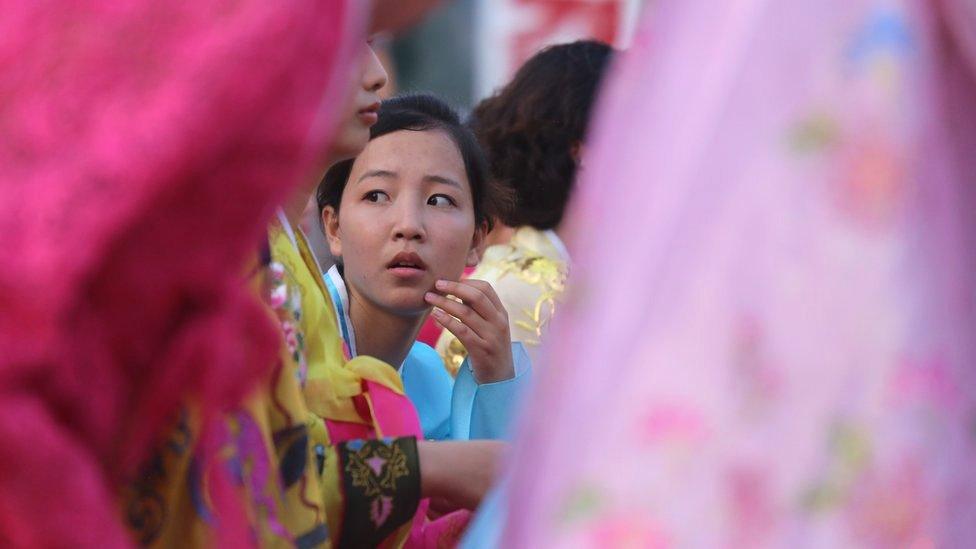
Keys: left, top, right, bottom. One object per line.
{"left": 322, "top": 205, "right": 343, "bottom": 259}
{"left": 466, "top": 221, "right": 488, "bottom": 267}
{"left": 571, "top": 141, "right": 586, "bottom": 170}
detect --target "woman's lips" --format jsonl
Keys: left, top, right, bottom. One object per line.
{"left": 387, "top": 251, "right": 427, "bottom": 280}
{"left": 357, "top": 102, "right": 380, "bottom": 125}
{"left": 357, "top": 110, "right": 378, "bottom": 125}
{"left": 388, "top": 266, "right": 426, "bottom": 280}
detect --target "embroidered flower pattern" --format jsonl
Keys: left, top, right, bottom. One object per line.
{"left": 336, "top": 438, "right": 421, "bottom": 546}
{"left": 266, "top": 260, "right": 308, "bottom": 386}
{"left": 499, "top": 254, "right": 566, "bottom": 345}
{"left": 344, "top": 440, "right": 411, "bottom": 527}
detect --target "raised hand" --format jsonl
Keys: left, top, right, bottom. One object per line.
{"left": 425, "top": 279, "right": 515, "bottom": 384}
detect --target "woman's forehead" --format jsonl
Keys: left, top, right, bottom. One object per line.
{"left": 351, "top": 129, "right": 469, "bottom": 187}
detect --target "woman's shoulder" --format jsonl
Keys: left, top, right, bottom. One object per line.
{"left": 405, "top": 341, "right": 449, "bottom": 374}
{"left": 402, "top": 341, "right": 454, "bottom": 439}
{"left": 403, "top": 342, "right": 455, "bottom": 391}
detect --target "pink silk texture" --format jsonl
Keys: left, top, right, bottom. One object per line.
{"left": 0, "top": 0, "right": 364, "bottom": 545}
{"left": 502, "top": 0, "right": 976, "bottom": 546}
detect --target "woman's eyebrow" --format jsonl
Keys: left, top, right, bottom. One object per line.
{"left": 356, "top": 169, "right": 397, "bottom": 183}
{"left": 424, "top": 174, "right": 461, "bottom": 189}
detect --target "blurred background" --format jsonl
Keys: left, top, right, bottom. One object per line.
{"left": 387, "top": 0, "right": 646, "bottom": 109}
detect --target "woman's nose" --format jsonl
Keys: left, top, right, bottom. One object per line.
{"left": 363, "top": 46, "right": 388, "bottom": 93}
{"left": 392, "top": 203, "right": 425, "bottom": 241}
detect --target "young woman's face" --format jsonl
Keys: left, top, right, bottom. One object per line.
{"left": 325, "top": 129, "right": 482, "bottom": 316}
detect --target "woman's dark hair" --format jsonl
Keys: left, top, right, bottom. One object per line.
{"left": 471, "top": 40, "right": 613, "bottom": 230}
{"left": 317, "top": 93, "right": 509, "bottom": 232}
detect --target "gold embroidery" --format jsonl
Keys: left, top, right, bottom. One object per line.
{"left": 344, "top": 441, "right": 410, "bottom": 497}
{"left": 439, "top": 229, "right": 568, "bottom": 375}
{"left": 504, "top": 255, "right": 564, "bottom": 346}
{"left": 444, "top": 336, "right": 468, "bottom": 376}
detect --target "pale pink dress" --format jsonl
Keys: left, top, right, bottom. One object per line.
{"left": 497, "top": 0, "right": 976, "bottom": 546}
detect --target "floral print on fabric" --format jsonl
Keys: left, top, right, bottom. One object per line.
{"left": 267, "top": 260, "right": 309, "bottom": 387}
{"left": 125, "top": 411, "right": 192, "bottom": 545}
{"left": 498, "top": 255, "right": 566, "bottom": 346}
{"left": 123, "top": 251, "right": 334, "bottom": 548}
{"left": 489, "top": 1, "right": 976, "bottom": 547}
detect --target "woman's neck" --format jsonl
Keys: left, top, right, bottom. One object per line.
{"left": 347, "top": 289, "right": 426, "bottom": 367}
{"left": 484, "top": 223, "right": 517, "bottom": 248}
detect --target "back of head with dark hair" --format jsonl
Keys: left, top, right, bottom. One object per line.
{"left": 317, "top": 93, "right": 510, "bottom": 233}
{"left": 471, "top": 40, "right": 614, "bottom": 230}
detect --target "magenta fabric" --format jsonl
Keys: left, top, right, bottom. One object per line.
{"left": 404, "top": 503, "right": 471, "bottom": 549}
{"left": 0, "top": 0, "right": 364, "bottom": 545}
{"left": 501, "top": 0, "right": 976, "bottom": 546}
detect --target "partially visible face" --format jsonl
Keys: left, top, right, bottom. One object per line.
{"left": 324, "top": 129, "right": 482, "bottom": 316}
{"left": 330, "top": 42, "right": 388, "bottom": 161}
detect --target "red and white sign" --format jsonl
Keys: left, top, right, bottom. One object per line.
{"left": 474, "top": 0, "right": 643, "bottom": 99}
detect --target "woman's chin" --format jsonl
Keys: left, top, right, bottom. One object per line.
{"left": 379, "top": 294, "right": 430, "bottom": 318}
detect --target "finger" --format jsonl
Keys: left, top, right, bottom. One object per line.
{"left": 434, "top": 279, "right": 502, "bottom": 322}
{"left": 430, "top": 306, "right": 488, "bottom": 352}
{"left": 461, "top": 278, "right": 505, "bottom": 312}
{"left": 425, "top": 292, "right": 492, "bottom": 340}
{"left": 424, "top": 292, "right": 493, "bottom": 340}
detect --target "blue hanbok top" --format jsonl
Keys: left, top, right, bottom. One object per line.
{"left": 323, "top": 265, "right": 531, "bottom": 440}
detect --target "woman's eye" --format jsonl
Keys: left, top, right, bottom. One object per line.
{"left": 364, "top": 190, "right": 389, "bottom": 203}
{"left": 427, "top": 194, "right": 456, "bottom": 207}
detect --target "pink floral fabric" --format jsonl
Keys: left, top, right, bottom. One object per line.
{"left": 0, "top": 1, "right": 364, "bottom": 545}
{"left": 502, "top": 0, "right": 976, "bottom": 546}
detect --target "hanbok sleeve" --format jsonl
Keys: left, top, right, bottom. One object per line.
{"left": 319, "top": 436, "right": 422, "bottom": 548}
{"left": 449, "top": 342, "right": 532, "bottom": 440}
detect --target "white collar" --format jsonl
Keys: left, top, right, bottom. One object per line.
{"left": 324, "top": 265, "right": 358, "bottom": 358}
{"left": 275, "top": 208, "right": 298, "bottom": 250}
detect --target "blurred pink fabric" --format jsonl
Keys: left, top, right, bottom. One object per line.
{"left": 0, "top": 1, "right": 363, "bottom": 545}
{"left": 502, "top": 0, "right": 976, "bottom": 546}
